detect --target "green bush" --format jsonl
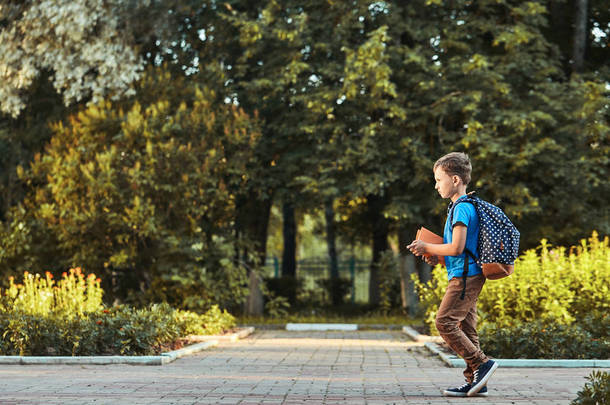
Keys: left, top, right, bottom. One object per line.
{"left": 572, "top": 371, "right": 610, "bottom": 405}
{"left": 479, "top": 318, "right": 609, "bottom": 359}
{"left": 315, "top": 278, "right": 352, "bottom": 306}
{"left": 265, "top": 276, "right": 302, "bottom": 307}
{"left": 378, "top": 251, "right": 403, "bottom": 316}
{"left": 413, "top": 233, "right": 610, "bottom": 358}
{"left": 0, "top": 271, "right": 236, "bottom": 356}
{"left": 580, "top": 310, "right": 610, "bottom": 339}
{"left": 0, "top": 303, "right": 236, "bottom": 356}
{"left": 179, "top": 304, "right": 236, "bottom": 336}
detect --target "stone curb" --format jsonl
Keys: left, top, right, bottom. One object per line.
{"left": 185, "top": 326, "right": 255, "bottom": 343}
{"left": 423, "top": 341, "right": 610, "bottom": 368}
{"left": 402, "top": 325, "right": 444, "bottom": 343}
{"left": 161, "top": 340, "right": 219, "bottom": 365}
{"left": 0, "top": 327, "right": 255, "bottom": 366}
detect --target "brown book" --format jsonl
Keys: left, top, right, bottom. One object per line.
{"left": 415, "top": 227, "right": 445, "bottom": 266}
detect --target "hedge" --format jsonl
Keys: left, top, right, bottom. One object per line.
{"left": 0, "top": 269, "right": 235, "bottom": 356}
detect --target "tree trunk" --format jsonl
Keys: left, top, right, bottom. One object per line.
{"left": 281, "top": 200, "right": 296, "bottom": 277}
{"left": 236, "top": 192, "right": 272, "bottom": 316}
{"left": 416, "top": 259, "right": 432, "bottom": 284}
{"left": 325, "top": 198, "right": 341, "bottom": 306}
{"left": 548, "top": 0, "right": 574, "bottom": 75}
{"left": 572, "top": 0, "right": 588, "bottom": 73}
{"left": 398, "top": 226, "right": 419, "bottom": 316}
{"left": 367, "top": 194, "right": 389, "bottom": 307}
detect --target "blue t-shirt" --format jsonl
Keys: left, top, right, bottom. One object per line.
{"left": 443, "top": 195, "right": 482, "bottom": 280}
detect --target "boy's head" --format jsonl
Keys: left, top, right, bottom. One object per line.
{"left": 433, "top": 152, "right": 472, "bottom": 186}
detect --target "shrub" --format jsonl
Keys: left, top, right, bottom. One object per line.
{"left": 477, "top": 233, "right": 609, "bottom": 328}
{"left": 571, "top": 371, "right": 610, "bottom": 405}
{"left": 580, "top": 310, "right": 610, "bottom": 339}
{"left": 0, "top": 303, "right": 236, "bottom": 356}
{"left": 265, "top": 276, "right": 302, "bottom": 307}
{"left": 177, "top": 305, "right": 236, "bottom": 336}
{"left": 315, "top": 278, "right": 352, "bottom": 307}
{"left": 412, "top": 264, "right": 447, "bottom": 336}
{"left": 0, "top": 271, "right": 236, "bottom": 356}
{"left": 378, "top": 251, "right": 402, "bottom": 316}
{"left": 479, "top": 319, "right": 609, "bottom": 359}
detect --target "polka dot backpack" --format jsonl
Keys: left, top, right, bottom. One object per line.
{"left": 450, "top": 191, "right": 520, "bottom": 280}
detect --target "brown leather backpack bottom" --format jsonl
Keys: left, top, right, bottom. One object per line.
{"left": 482, "top": 263, "right": 514, "bottom": 280}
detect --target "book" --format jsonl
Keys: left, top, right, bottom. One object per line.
{"left": 415, "top": 227, "right": 445, "bottom": 266}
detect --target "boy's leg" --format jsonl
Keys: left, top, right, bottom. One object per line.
{"left": 436, "top": 274, "right": 488, "bottom": 376}
{"left": 460, "top": 303, "right": 480, "bottom": 383}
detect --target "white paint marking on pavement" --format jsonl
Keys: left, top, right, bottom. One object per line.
{"left": 286, "top": 323, "right": 358, "bottom": 331}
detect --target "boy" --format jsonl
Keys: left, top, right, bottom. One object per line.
{"left": 407, "top": 152, "right": 497, "bottom": 397}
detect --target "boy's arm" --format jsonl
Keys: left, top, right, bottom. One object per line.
{"left": 407, "top": 224, "right": 467, "bottom": 257}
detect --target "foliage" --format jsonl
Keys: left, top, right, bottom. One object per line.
{"left": 0, "top": 270, "right": 236, "bottom": 355}
{"left": 411, "top": 266, "right": 448, "bottom": 336}
{"left": 263, "top": 294, "right": 291, "bottom": 319}
{"left": 477, "top": 232, "right": 609, "bottom": 327}
{"left": 1, "top": 67, "right": 260, "bottom": 308}
{"left": 0, "top": 303, "right": 235, "bottom": 356}
{"left": 315, "top": 278, "right": 352, "bottom": 308}
{"left": 479, "top": 317, "right": 609, "bottom": 360}
{"left": 413, "top": 233, "right": 610, "bottom": 348}
{"left": 177, "top": 304, "right": 236, "bottom": 336}
{"left": 0, "top": 0, "right": 142, "bottom": 117}
{"left": 264, "top": 276, "right": 302, "bottom": 307}
{"left": 377, "top": 251, "right": 402, "bottom": 316}
{"left": 571, "top": 371, "right": 610, "bottom": 405}
{"left": 0, "top": 0, "right": 608, "bottom": 312}
{"left": 0, "top": 268, "right": 103, "bottom": 317}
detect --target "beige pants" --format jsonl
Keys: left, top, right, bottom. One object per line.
{"left": 435, "top": 274, "right": 489, "bottom": 383}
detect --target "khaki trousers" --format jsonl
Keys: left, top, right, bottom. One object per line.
{"left": 435, "top": 274, "right": 489, "bottom": 383}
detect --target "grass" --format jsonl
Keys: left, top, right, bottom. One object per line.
{"left": 237, "top": 312, "right": 422, "bottom": 327}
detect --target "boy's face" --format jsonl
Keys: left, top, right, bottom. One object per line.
{"left": 434, "top": 166, "right": 459, "bottom": 199}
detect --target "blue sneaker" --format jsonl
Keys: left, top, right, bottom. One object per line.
{"left": 468, "top": 360, "right": 498, "bottom": 396}
{"left": 443, "top": 383, "right": 488, "bottom": 397}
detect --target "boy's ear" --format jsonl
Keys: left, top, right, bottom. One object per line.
{"left": 452, "top": 175, "right": 461, "bottom": 185}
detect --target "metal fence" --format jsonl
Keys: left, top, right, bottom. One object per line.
{"left": 263, "top": 257, "right": 371, "bottom": 303}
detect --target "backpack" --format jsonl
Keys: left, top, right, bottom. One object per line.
{"left": 449, "top": 192, "right": 520, "bottom": 299}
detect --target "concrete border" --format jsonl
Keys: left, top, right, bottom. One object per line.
{"left": 186, "top": 326, "right": 255, "bottom": 343}
{"left": 423, "top": 341, "right": 610, "bottom": 368}
{"left": 0, "top": 327, "right": 255, "bottom": 366}
{"left": 402, "top": 325, "right": 443, "bottom": 343}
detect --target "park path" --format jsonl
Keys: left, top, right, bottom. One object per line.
{"left": 0, "top": 330, "right": 595, "bottom": 404}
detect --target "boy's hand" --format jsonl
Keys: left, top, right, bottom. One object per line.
{"left": 406, "top": 240, "right": 427, "bottom": 256}
{"left": 423, "top": 256, "right": 439, "bottom": 266}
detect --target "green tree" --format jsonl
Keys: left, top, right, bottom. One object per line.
{"left": 413, "top": 0, "right": 609, "bottom": 246}
{"left": 1, "top": 67, "right": 262, "bottom": 311}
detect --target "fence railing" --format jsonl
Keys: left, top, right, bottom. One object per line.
{"left": 262, "top": 257, "right": 371, "bottom": 303}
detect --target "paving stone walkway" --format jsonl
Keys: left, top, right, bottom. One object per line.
{"left": 0, "top": 330, "right": 597, "bottom": 404}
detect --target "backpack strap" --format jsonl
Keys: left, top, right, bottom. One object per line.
{"left": 460, "top": 248, "right": 478, "bottom": 300}
{"left": 450, "top": 194, "right": 479, "bottom": 300}
{"left": 448, "top": 193, "right": 477, "bottom": 225}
